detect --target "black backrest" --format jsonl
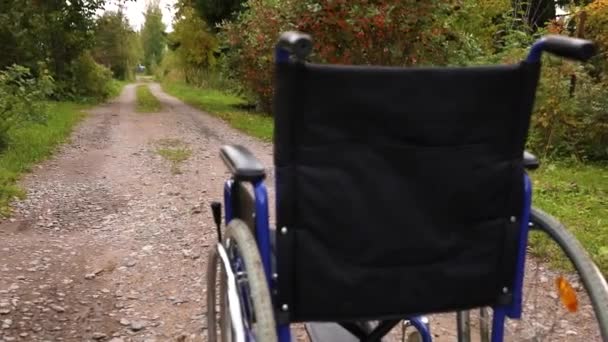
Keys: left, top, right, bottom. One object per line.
{"left": 273, "top": 61, "right": 541, "bottom": 322}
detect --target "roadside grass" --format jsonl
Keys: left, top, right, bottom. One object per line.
{"left": 161, "top": 82, "right": 273, "bottom": 141}
{"left": 529, "top": 162, "right": 608, "bottom": 273}
{"left": 155, "top": 138, "right": 192, "bottom": 174}
{"left": 136, "top": 84, "right": 162, "bottom": 113}
{"left": 108, "top": 79, "right": 129, "bottom": 99}
{"left": 0, "top": 102, "right": 87, "bottom": 216}
{"left": 137, "top": 75, "right": 155, "bottom": 83}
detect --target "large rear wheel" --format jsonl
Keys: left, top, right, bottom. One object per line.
{"left": 206, "top": 219, "right": 277, "bottom": 342}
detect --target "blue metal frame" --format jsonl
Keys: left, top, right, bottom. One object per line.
{"left": 527, "top": 38, "right": 546, "bottom": 63}
{"left": 223, "top": 179, "right": 273, "bottom": 284}
{"left": 253, "top": 181, "right": 273, "bottom": 284}
{"left": 275, "top": 48, "right": 290, "bottom": 64}
{"left": 506, "top": 174, "right": 533, "bottom": 319}
{"left": 409, "top": 317, "right": 432, "bottom": 342}
{"left": 490, "top": 174, "right": 533, "bottom": 342}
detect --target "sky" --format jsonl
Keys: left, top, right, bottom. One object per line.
{"left": 103, "top": 0, "right": 178, "bottom": 32}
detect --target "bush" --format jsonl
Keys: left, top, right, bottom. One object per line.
{"left": 0, "top": 65, "right": 54, "bottom": 149}
{"left": 584, "top": 0, "right": 608, "bottom": 79}
{"left": 220, "top": 0, "right": 607, "bottom": 160}
{"left": 54, "top": 52, "right": 115, "bottom": 101}
{"left": 69, "top": 52, "right": 115, "bottom": 101}
{"left": 221, "top": 0, "right": 448, "bottom": 112}
{"left": 529, "top": 59, "right": 608, "bottom": 161}
{"left": 219, "top": 0, "right": 290, "bottom": 112}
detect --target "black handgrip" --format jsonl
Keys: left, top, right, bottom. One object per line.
{"left": 277, "top": 31, "right": 313, "bottom": 60}
{"left": 523, "top": 151, "right": 540, "bottom": 170}
{"left": 542, "top": 35, "right": 596, "bottom": 61}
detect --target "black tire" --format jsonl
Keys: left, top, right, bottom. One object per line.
{"left": 206, "top": 219, "right": 277, "bottom": 342}
{"left": 207, "top": 246, "right": 221, "bottom": 342}
{"left": 529, "top": 207, "right": 608, "bottom": 340}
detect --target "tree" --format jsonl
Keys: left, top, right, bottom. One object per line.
{"left": 93, "top": 10, "right": 141, "bottom": 80}
{"left": 141, "top": 0, "right": 167, "bottom": 71}
{"left": 0, "top": 0, "right": 134, "bottom": 98}
{"left": 0, "top": 0, "right": 102, "bottom": 74}
{"left": 169, "top": 3, "right": 218, "bottom": 84}
{"left": 193, "top": 0, "right": 246, "bottom": 30}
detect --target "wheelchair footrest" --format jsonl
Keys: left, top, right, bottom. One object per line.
{"left": 305, "top": 323, "right": 389, "bottom": 342}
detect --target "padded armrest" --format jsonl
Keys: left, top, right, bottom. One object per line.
{"left": 220, "top": 145, "right": 266, "bottom": 182}
{"left": 523, "top": 151, "right": 540, "bottom": 170}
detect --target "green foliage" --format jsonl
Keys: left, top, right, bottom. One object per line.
{"left": 0, "top": 65, "right": 54, "bottom": 149}
{"left": 92, "top": 11, "right": 141, "bottom": 80}
{"left": 528, "top": 59, "right": 608, "bottom": 161}
{"left": 155, "top": 51, "right": 183, "bottom": 82}
{"left": 153, "top": 0, "right": 608, "bottom": 161}
{"left": 221, "top": 0, "right": 450, "bottom": 111}
{"left": 169, "top": 4, "right": 219, "bottom": 85}
{"left": 0, "top": 0, "right": 133, "bottom": 101}
{"left": 193, "top": 0, "right": 247, "bottom": 29}
{"left": 530, "top": 161, "right": 608, "bottom": 273}
{"left": 0, "top": 0, "right": 101, "bottom": 73}
{"left": 135, "top": 85, "right": 162, "bottom": 112}
{"left": 108, "top": 79, "right": 129, "bottom": 99}
{"left": 141, "top": 0, "right": 167, "bottom": 71}
{"left": 512, "top": 0, "right": 556, "bottom": 29}
{"left": 61, "top": 52, "right": 115, "bottom": 102}
{"left": 0, "top": 102, "right": 86, "bottom": 216}
{"left": 436, "top": 2, "right": 608, "bottom": 160}
{"left": 585, "top": 0, "right": 608, "bottom": 76}
{"left": 218, "top": 0, "right": 293, "bottom": 111}
{"left": 162, "top": 82, "right": 273, "bottom": 141}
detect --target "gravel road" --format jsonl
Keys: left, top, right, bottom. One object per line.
{"left": 0, "top": 83, "right": 272, "bottom": 341}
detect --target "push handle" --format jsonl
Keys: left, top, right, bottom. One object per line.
{"left": 543, "top": 35, "right": 595, "bottom": 61}
{"left": 534, "top": 35, "right": 596, "bottom": 62}
{"left": 276, "top": 31, "right": 313, "bottom": 61}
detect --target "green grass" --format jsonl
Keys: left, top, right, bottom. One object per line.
{"left": 137, "top": 75, "right": 155, "bottom": 83}
{"left": 136, "top": 84, "right": 162, "bottom": 112}
{"left": 0, "top": 102, "right": 87, "bottom": 215}
{"left": 155, "top": 138, "right": 192, "bottom": 174}
{"left": 161, "top": 82, "right": 273, "bottom": 141}
{"left": 108, "top": 79, "right": 129, "bottom": 99}
{"left": 529, "top": 162, "right": 608, "bottom": 273}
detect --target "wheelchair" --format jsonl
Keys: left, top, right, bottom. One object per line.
{"left": 205, "top": 31, "right": 608, "bottom": 342}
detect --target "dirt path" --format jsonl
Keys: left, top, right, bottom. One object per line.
{"left": 0, "top": 83, "right": 272, "bottom": 342}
